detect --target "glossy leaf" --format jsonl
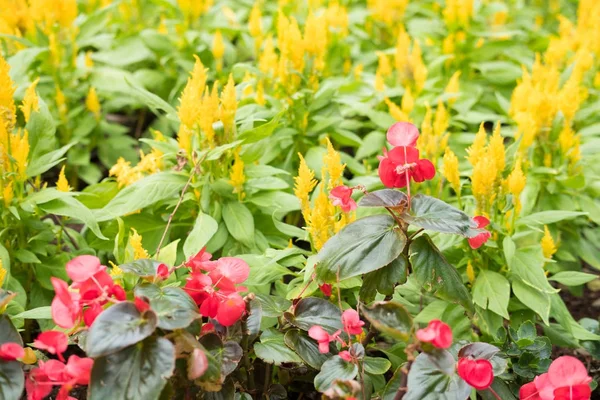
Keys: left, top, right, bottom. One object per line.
{"left": 360, "top": 255, "right": 408, "bottom": 303}
{"left": 134, "top": 283, "right": 199, "bottom": 330}
{"left": 314, "top": 355, "right": 358, "bottom": 392}
{"left": 404, "top": 351, "right": 471, "bottom": 400}
{"left": 315, "top": 215, "right": 406, "bottom": 282}
{"left": 363, "top": 356, "right": 391, "bottom": 374}
{"left": 284, "top": 329, "right": 329, "bottom": 369}
{"left": 358, "top": 189, "right": 408, "bottom": 208}
{"left": 284, "top": 297, "right": 343, "bottom": 334}
{"left": 254, "top": 329, "right": 303, "bottom": 366}
{"left": 120, "top": 259, "right": 163, "bottom": 278}
{"left": 361, "top": 301, "right": 413, "bottom": 341}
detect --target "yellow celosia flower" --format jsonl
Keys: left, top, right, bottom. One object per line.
{"left": 20, "top": 78, "right": 40, "bottom": 123}
{"left": 137, "top": 149, "right": 163, "bottom": 174}
{"left": 85, "top": 51, "right": 94, "bottom": 68}
{"left": 325, "top": 1, "right": 349, "bottom": 36}
{"left": 199, "top": 84, "right": 219, "bottom": 147}
{"left": 129, "top": 228, "right": 149, "bottom": 260}
{"left": 368, "top": 0, "right": 408, "bottom": 27}
{"left": 242, "top": 72, "right": 253, "bottom": 97}
{"left": 401, "top": 87, "right": 414, "bottom": 116}
{"left": 248, "top": 3, "right": 262, "bottom": 38}
{"left": 29, "top": 0, "right": 77, "bottom": 31}
{"left": 229, "top": 149, "right": 245, "bottom": 197}
{"left": 394, "top": 26, "right": 410, "bottom": 73}
{"left": 409, "top": 41, "right": 427, "bottom": 94}
{"left": 445, "top": 71, "right": 461, "bottom": 106}
{"left": 294, "top": 153, "right": 317, "bottom": 218}
{"left": 212, "top": 30, "right": 225, "bottom": 71}
{"left": 323, "top": 138, "right": 345, "bottom": 189}
{"left": 488, "top": 123, "right": 505, "bottom": 176}
{"left": 220, "top": 74, "right": 237, "bottom": 136}
{"left": 0, "top": 259, "right": 6, "bottom": 287}
{"left": 466, "top": 123, "right": 487, "bottom": 166}
{"left": 541, "top": 225, "right": 557, "bottom": 259}
{"left": 386, "top": 98, "right": 409, "bottom": 122}
{"left": 0, "top": 54, "right": 16, "bottom": 134}
{"left": 376, "top": 51, "right": 392, "bottom": 78}
{"left": 56, "top": 165, "right": 70, "bottom": 192}
{"left": 471, "top": 151, "right": 497, "bottom": 215}
{"left": 558, "top": 122, "right": 581, "bottom": 168}
{"left": 259, "top": 36, "right": 278, "bottom": 75}
{"left": 109, "top": 157, "right": 142, "bottom": 187}
{"left": 109, "top": 260, "right": 124, "bottom": 286}
{"left": 2, "top": 181, "right": 14, "bottom": 207}
{"left": 353, "top": 63, "right": 364, "bottom": 80}
{"left": 308, "top": 189, "right": 335, "bottom": 250}
{"left": 374, "top": 71, "right": 385, "bottom": 91}
{"left": 443, "top": 0, "right": 473, "bottom": 28}
{"left": 466, "top": 260, "right": 475, "bottom": 284}
{"left": 178, "top": 55, "right": 207, "bottom": 130}
{"left": 178, "top": 0, "right": 213, "bottom": 22}
{"left": 433, "top": 100, "right": 449, "bottom": 138}
{"left": 86, "top": 87, "right": 101, "bottom": 120}
{"left": 55, "top": 85, "right": 67, "bottom": 121}
{"left": 443, "top": 148, "right": 461, "bottom": 195}
{"left": 255, "top": 80, "right": 266, "bottom": 106}
{"left": 507, "top": 158, "right": 526, "bottom": 212}
{"left": 10, "top": 130, "right": 29, "bottom": 179}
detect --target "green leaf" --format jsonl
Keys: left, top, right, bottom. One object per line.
{"left": 120, "top": 259, "right": 163, "bottom": 278}
{"left": 314, "top": 355, "right": 358, "bottom": 392}
{"left": 507, "top": 246, "right": 557, "bottom": 294}
{"left": 361, "top": 301, "right": 413, "bottom": 341}
{"left": 254, "top": 329, "right": 303, "bottom": 366}
{"left": 96, "top": 173, "right": 187, "bottom": 221}
{"left": 360, "top": 255, "right": 408, "bottom": 302}
{"left": 284, "top": 329, "right": 330, "bottom": 369}
{"left": 363, "top": 357, "right": 391, "bottom": 374}
{"left": 254, "top": 293, "right": 291, "bottom": 318}
{"left": 512, "top": 280, "right": 550, "bottom": 325}
{"left": 183, "top": 212, "right": 219, "bottom": 260}
{"left": 222, "top": 202, "right": 255, "bottom": 247}
{"left": 404, "top": 351, "right": 471, "bottom": 400}
{"left": 409, "top": 235, "right": 474, "bottom": 313}
{"left": 237, "top": 111, "right": 283, "bottom": 144}
{"left": 0, "top": 315, "right": 24, "bottom": 400}
{"left": 86, "top": 302, "right": 158, "bottom": 357}
{"left": 284, "top": 297, "right": 343, "bottom": 334}
{"left": 89, "top": 337, "right": 175, "bottom": 400}
{"left": 12, "top": 306, "right": 52, "bottom": 320}
{"left": 0, "top": 315, "right": 22, "bottom": 346}
{"left": 549, "top": 271, "right": 598, "bottom": 286}
{"left": 134, "top": 284, "right": 199, "bottom": 330}
{"left": 516, "top": 211, "right": 587, "bottom": 226}
{"left": 125, "top": 77, "right": 178, "bottom": 121}
{"left": 38, "top": 196, "right": 107, "bottom": 240}
{"left": 27, "top": 142, "right": 76, "bottom": 177}
{"left": 315, "top": 215, "right": 406, "bottom": 282}
{"left": 472, "top": 270, "right": 510, "bottom": 319}
{"left": 358, "top": 189, "right": 408, "bottom": 208}
{"left": 14, "top": 249, "right": 40, "bottom": 264}
{"left": 155, "top": 239, "right": 179, "bottom": 267}
{"left": 401, "top": 194, "right": 479, "bottom": 237}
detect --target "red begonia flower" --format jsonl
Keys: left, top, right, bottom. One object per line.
{"left": 0, "top": 342, "right": 24, "bottom": 361}
{"left": 549, "top": 356, "right": 592, "bottom": 400}
{"left": 33, "top": 331, "right": 68, "bottom": 362}
{"left": 188, "top": 348, "right": 209, "bottom": 380}
{"left": 134, "top": 297, "right": 151, "bottom": 313}
{"left": 156, "top": 264, "right": 170, "bottom": 279}
{"left": 184, "top": 273, "right": 213, "bottom": 305}
{"left": 341, "top": 309, "right": 365, "bottom": 335}
{"left": 110, "top": 284, "right": 127, "bottom": 301}
{"left": 308, "top": 326, "right": 341, "bottom": 354}
{"left": 201, "top": 323, "right": 215, "bottom": 335}
{"left": 51, "top": 278, "right": 81, "bottom": 329}
{"left": 319, "top": 283, "right": 332, "bottom": 297}
{"left": 215, "top": 292, "right": 246, "bottom": 326}
{"left": 457, "top": 357, "right": 494, "bottom": 390}
{"left": 83, "top": 303, "right": 103, "bottom": 327}
{"left": 187, "top": 248, "right": 217, "bottom": 272}
{"left": 468, "top": 216, "right": 491, "bottom": 249}
{"left": 208, "top": 257, "right": 250, "bottom": 292}
{"left": 199, "top": 293, "right": 220, "bottom": 319}
{"left": 416, "top": 319, "right": 453, "bottom": 349}
{"left": 378, "top": 146, "right": 436, "bottom": 188}
{"left": 64, "top": 355, "right": 94, "bottom": 385}
{"left": 329, "top": 185, "right": 357, "bottom": 213}
{"left": 386, "top": 122, "right": 420, "bottom": 148}
{"left": 65, "top": 255, "right": 105, "bottom": 283}
{"left": 26, "top": 365, "right": 54, "bottom": 400}
{"left": 339, "top": 350, "right": 352, "bottom": 362}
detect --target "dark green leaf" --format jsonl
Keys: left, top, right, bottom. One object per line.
{"left": 315, "top": 215, "right": 406, "bottom": 282}
{"left": 89, "top": 337, "right": 175, "bottom": 400}
{"left": 360, "top": 255, "right": 407, "bottom": 302}
{"left": 86, "top": 302, "right": 158, "bottom": 357}
{"left": 472, "top": 270, "right": 510, "bottom": 319}
{"left": 358, "top": 189, "right": 408, "bottom": 208}
{"left": 401, "top": 195, "right": 479, "bottom": 237}
{"left": 134, "top": 284, "right": 199, "bottom": 330}
{"left": 254, "top": 329, "right": 303, "bottom": 366}
{"left": 363, "top": 356, "right": 391, "bottom": 374}
{"left": 0, "top": 360, "right": 24, "bottom": 400}
{"left": 120, "top": 259, "right": 163, "bottom": 278}
{"left": 314, "top": 355, "right": 358, "bottom": 392}
{"left": 284, "top": 329, "right": 329, "bottom": 369}
{"left": 361, "top": 301, "right": 413, "bottom": 341}
{"left": 410, "top": 235, "right": 474, "bottom": 313}
{"left": 404, "top": 351, "right": 470, "bottom": 400}
{"left": 284, "top": 297, "right": 342, "bottom": 334}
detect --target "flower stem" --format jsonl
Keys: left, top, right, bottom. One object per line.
{"left": 241, "top": 294, "right": 256, "bottom": 393}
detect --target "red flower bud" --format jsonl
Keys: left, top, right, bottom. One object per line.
{"left": 457, "top": 357, "right": 494, "bottom": 390}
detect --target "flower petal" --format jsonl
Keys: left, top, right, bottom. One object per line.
{"left": 386, "top": 122, "right": 420, "bottom": 147}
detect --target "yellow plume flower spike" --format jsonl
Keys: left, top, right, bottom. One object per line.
{"left": 467, "top": 123, "right": 487, "bottom": 166}
{"left": 385, "top": 98, "right": 409, "bottom": 122}
{"left": 488, "top": 122, "right": 505, "bottom": 175}
{"left": 249, "top": 3, "right": 262, "bottom": 38}
{"left": 442, "top": 147, "right": 461, "bottom": 194}
{"left": 109, "top": 157, "right": 142, "bottom": 187}
{"left": 376, "top": 51, "right": 392, "bottom": 77}
{"left": 220, "top": 74, "right": 237, "bottom": 136}
{"left": 258, "top": 36, "right": 278, "bottom": 75}
{"left": 374, "top": 71, "right": 385, "bottom": 91}
{"left": 56, "top": 165, "right": 71, "bottom": 192}
{"left": 466, "top": 260, "right": 475, "bottom": 284}
{"left": 401, "top": 88, "right": 414, "bottom": 116}
{"left": 136, "top": 148, "right": 164, "bottom": 174}
{"left": 229, "top": 149, "right": 246, "bottom": 196}
{"left": 471, "top": 150, "right": 497, "bottom": 215}
{"left": 541, "top": 225, "right": 557, "bottom": 259}
{"left": 85, "top": 51, "right": 94, "bottom": 68}
{"left": 178, "top": 55, "right": 207, "bottom": 130}
{"left": 507, "top": 158, "right": 526, "bottom": 212}
{"left": 445, "top": 71, "right": 461, "bottom": 105}
{"left": 212, "top": 30, "right": 225, "bottom": 71}
{"left": 2, "top": 181, "right": 13, "bottom": 207}
{"left": 323, "top": 138, "right": 345, "bottom": 189}
{"left": 394, "top": 26, "right": 410, "bottom": 73}
{"left": 109, "top": 260, "right": 124, "bottom": 284}
{"left": 0, "top": 259, "right": 6, "bottom": 287}
{"left": 255, "top": 80, "right": 266, "bottom": 106}
{"left": 86, "top": 87, "right": 101, "bottom": 120}
{"left": 20, "top": 78, "right": 40, "bottom": 123}
{"left": 0, "top": 54, "right": 16, "bottom": 133}
{"left": 10, "top": 129, "right": 29, "bottom": 180}
{"left": 129, "top": 228, "right": 149, "bottom": 260}
{"left": 433, "top": 100, "right": 448, "bottom": 138}
{"left": 294, "top": 153, "right": 317, "bottom": 216}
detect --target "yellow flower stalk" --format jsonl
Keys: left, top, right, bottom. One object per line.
{"left": 20, "top": 78, "right": 40, "bottom": 123}
{"left": 409, "top": 41, "right": 427, "bottom": 94}
{"left": 56, "top": 165, "right": 70, "bottom": 192}
{"left": 466, "top": 260, "right": 475, "bottom": 284}
{"left": 86, "top": 87, "right": 101, "bottom": 120}
{"left": 2, "top": 182, "right": 14, "bottom": 207}
{"left": 401, "top": 87, "right": 414, "bottom": 116}
{"left": 325, "top": 1, "right": 349, "bottom": 36}
{"left": 323, "top": 138, "right": 344, "bottom": 189}
{"left": 109, "top": 157, "right": 142, "bottom": 187}
{"left": 220, "top": 74, "right": 237, "bottom": 137}
{"left": 178, "top": 0, "right": 212, "bottom": 22}
{"left": 55, "top": 85, "right": 67, "bottom": 121}
{"left": 471, "top": 151, "right": 497, "bottom": 215}
{"left": 488, "top": 123, "right": 505, "bottom": 176}
{"left": 29, "top": 0, "right": 77, "bottom": 31}
{"left": 212, "top": 30, "right": 225, "bottom": 71}
{"left": 507, "top": 158, "right": 526, "bottom": 212}
{"left": 229, "top": 149, "right": 245, "bottom": 197}
{"left": 129, "top": 228, "right": 149, "bottom": 260}
{"left": 137, "top": 149, "right": 164, "bottom": 174}
{"left": 541, "top": 225, "right": 557, "bottom": 259}
{"left": 259, "top": 36, "right": 278, "bottom": 75}
{"left": 368, "top": 0, "right": 408, "bottom": 27}
{"left": 374, "top": 72, "right": 385, "bottom": 91}
{"left": 0, "top": 54, "right": 16, "bottom": 134}
{"left": 10, "top": 130, "right": 29, "bottom": 179}
{"left": 294, "top": 153, "right": 317, "bottom": 218}
{"left": 0, "top": 259, "right": 6, "bottom": 287}
{"left": 466, "top": 123, "right": 487, "bottom": 167}
{"left": 255, "top": 80, "right": 266, "bottom": 106}
{"left": 394, "top": 26, "right": 410, "bottom": 73}
{"left": 308, "top": 189, "right": 335, "bottom": 250}
{"left": 178, "top": 55, "right": 208, "bottom": 131}
{"left": 385, "top": 98, "right": 409, "bottom": 122}
{"left": 249, "top": 3, "right": 262, "bottom": 39}
{"left": 433, "top": 100, "right": 449, "bottom": 139}
{"left": 376, "top": 52, "right": 392, "bottom": 78}
{"left": 443, "top": 147, "right": 461, "bottom": 195}
{"left": 445, "top": 71, "right": 461, "bottom": 106}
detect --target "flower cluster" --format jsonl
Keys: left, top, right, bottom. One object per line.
{"left": 308, "top": 309, "right": 365, "bottom": 358}
{"left": 51, "top": 255, "right": 127, "bottom": 329}
{"left": 183, "top": 248, "right": 250, "bottom": 327}
{"left": 24, "top": 331, "right": 93, "bottom": 400}
{"left": 416, "top": 319, "right": 453, "bottom": 349}
{"left": 519, "top": 356, "right": 592, "bottom": 400}
{"left": 378, "top": 122, "right": 436, "bottom": 189}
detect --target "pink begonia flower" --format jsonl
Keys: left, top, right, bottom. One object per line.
{"left": 156, "top": 264, "right": 170, "bottom": 279}
{"left": 33, "top": 331, "right": 68, "bottom": 362}
{"left": 308, "top": 326, "right": 341, "bottom": 354}
{"left": 208, "top": 257, "right": 250, "bottom": 292}
{"left": 341, "top": 309, "right": 365, "bottom": 335}
{"left": 186, "top": 248, "right": 218, "bottom": 273}
{"left": 65, "top": 255, "right": 105, "bottom": 283}
{"left": 83, "top": 303, "right": 103, "bottom": 327}
{"left": 0, "top": 342, "right": 25, "bottom": 361}
{"left": 26, "top": 355, "right": 93, "bottom": 400}
{"left": 51, "top": 278, "right": 81, "bottom": 329}
{"left": 457, "top": 357, "right": 494, "bottom": 390}
{"left": 329, "top": 185, "right": 357, "bottom": 213}
{"left": 416, "top": 319, "right": 453, "bottom": 349}
{"left": 188, "top": 348, "right": 209, "bottom": 380}
{"left": 378, "top": 146, "right": 436, "bottom": 188}
{"left": 520, "top": 356, "right": 592, "bottom": 400}
{"left": 468, "top": 216, "right": 491, "bottom": 249}
{"left": 386, "top": 122, "right": 420, "bottom": 148}
{"left": 64, "top": 355, "right": 94, "bottom": 385}
{"left": 134, "top": 297, "right": 151, "bottom": 313}
{"left": 215, "top": 292, "right": 246, "bottom": 326}
{"left": 339, "top": 350, "right": 352, "bottom": 362}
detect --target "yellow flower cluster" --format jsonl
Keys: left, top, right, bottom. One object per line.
{"left": 109, "top": 149, "right": 164, "bottom": 188}
{"left": 28, "top": 0, "right": 77, "bottom": 33}
{"left": 86, "top": 87, "right": 101, "bottom": 121}
{"left": 294, "top": 139, "right": 354, "bottom": 250}
{"left": 20, "top": 79, "right": 40, "bottom": 123}
{"left": 178, "top": 0, "right": 213, "bottom": 24}
{"left": 56, "top": 165, "right": 70, "bottom": 192}
{"left": 418, "top": 101, "right": 450, "bottom": 162}
{"left": 393, "top": 27, "right": 428, "bottom": 95}
{"left": 176, "top": 56, "right": 238, "bottom": 152}
{"left": 541, "top": 225, "right": 557, "bottom": 260}
{"left": 229, "top": 149, "right": 246, "bottom": 199}
{"left": 443, "top": 0, "right": 474, "bottom": 29}
{"left": 129, "top": 228, "right": 149, "bottom": 260}
{"left": 367, "top": 0, "right": 408, "bottom": 27}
